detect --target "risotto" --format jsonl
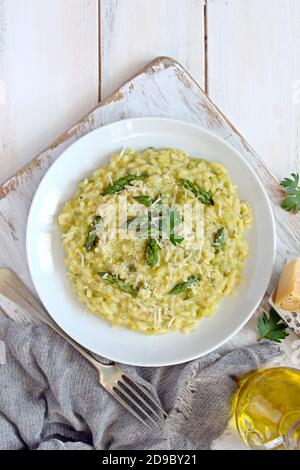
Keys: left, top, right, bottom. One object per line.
{"left": 58, "top": 148, "right": 253, "bottom": 334}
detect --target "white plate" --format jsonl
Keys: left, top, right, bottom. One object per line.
{"left": 26, "top": 118, "right": 275, "bottom": 366}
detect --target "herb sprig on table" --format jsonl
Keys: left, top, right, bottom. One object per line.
{"left": 280, "top": 172, "right": 300, "bottom": 213}
{"left": 257, "top": 307, "right": 289, "bottom": 343}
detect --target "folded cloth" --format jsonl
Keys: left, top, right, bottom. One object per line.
{"left": 0, "top": 315, "right": 280, "bottom": 450}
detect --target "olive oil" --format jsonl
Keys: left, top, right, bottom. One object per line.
{"left": 234, "top": 367, "right": 300, "bottom": 450}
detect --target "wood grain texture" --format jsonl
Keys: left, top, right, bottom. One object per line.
{"left": 0, "top": 0, "right": 99, "bottom": 185}
{"left": 100, "top": 0, "right": 205, "bottom": 98}
{"left": 0, "top": 57, "right": 299, "bottom": 449}
{"left": 0, "top": 55, "right": 299, "bottom": 308}
{"left": 207, "top": 0, "right": 300, "bottom": 179}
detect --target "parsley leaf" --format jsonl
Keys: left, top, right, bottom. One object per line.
{"left": 257, "top": 307, "right": 289, "bottom": 343}
{"left": 280, "top": 173, "right": 300, "bottom": 213}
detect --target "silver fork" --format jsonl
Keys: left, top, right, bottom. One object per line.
{"left": 0, "top": 268, "right": 167, "bottom": 431}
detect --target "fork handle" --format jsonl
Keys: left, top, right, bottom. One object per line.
{"left": 0, "top": 275, "right": 102, "bottom": 370}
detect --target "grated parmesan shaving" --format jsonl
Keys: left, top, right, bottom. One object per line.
{"left": 62, "top": 228, "right": 77, "bottom": 240}
{"left": 76, "top": 250, "right": 85, "bottom": 270}
{"left": 157, "top": 307, "right": 162, "bottom": 325}
{"left": 108, "top": 173, "right": 113, "bottom": 186}
{"left": 156, "top": 239, "right": 163, "bottom": 249}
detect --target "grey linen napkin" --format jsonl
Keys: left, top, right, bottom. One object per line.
{"left": 0, "top": 315, "right": 280, "bottom": 450}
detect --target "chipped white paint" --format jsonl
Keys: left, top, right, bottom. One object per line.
{"left": 0, "top": 35, "right": 300, "bottom": 450}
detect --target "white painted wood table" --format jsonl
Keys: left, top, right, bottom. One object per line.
{"left": 0, "top": 0, "right": 300, "bottom": 450}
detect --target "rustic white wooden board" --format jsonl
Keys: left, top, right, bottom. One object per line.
{"left": 207, "top": 0, "right": 300, "bottom": 179}
{"left": 0, "top": 0, "right": 99, "bottom": 185}
{"left": 0, "top": 57, "right": 299, "bottom": 449}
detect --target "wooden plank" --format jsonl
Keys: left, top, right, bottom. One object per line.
{"left": 207, "top": 0, "right": 300, "bottom": 179}
{"left": 0, "top": 0, "right": 99, "bottom": 185}
{"left": 100, "top": 0, "right": 205, "bottom": 98}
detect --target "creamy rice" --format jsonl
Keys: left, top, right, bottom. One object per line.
{"left": 58, "top": 148, "right": 253, "bottom": 334}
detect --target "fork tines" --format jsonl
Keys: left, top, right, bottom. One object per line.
{"left": 112, "top": 374, "right": 167, "bottom": 431}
